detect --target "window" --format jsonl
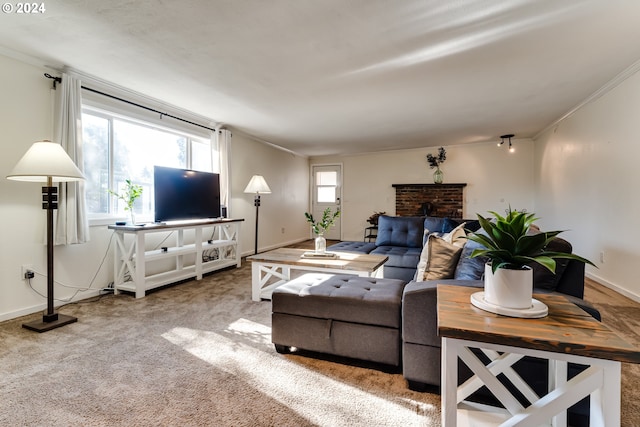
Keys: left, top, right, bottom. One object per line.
{"left": 316, "top": 170, "right": 338, "bottom": 203}
{"left": 82, "top": 105, "right": 217, "bottom": 222}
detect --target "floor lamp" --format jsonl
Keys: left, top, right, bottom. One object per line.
{"left": 244, "top": 175, "right": 271, "bottom": 254}
{"left": 7, "top": 140, "right": 85, "bottom": 332}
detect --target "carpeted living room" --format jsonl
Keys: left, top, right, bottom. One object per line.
{"left": 2, "top": 2, "right": 640, "bottom": 426}
{"left": 1, "top": 250, "right": 639, "bottom": 426}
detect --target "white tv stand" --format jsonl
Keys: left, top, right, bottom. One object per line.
{"left": 108, "top": 218, "right": 243, "bottom": 298}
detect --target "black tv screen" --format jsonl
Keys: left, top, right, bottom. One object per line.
{"left": 154, "top": 166, "right": 221, "bottom": 222}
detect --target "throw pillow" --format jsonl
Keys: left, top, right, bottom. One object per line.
{"left": 414, "top": 222, "right": 467, "bottom": 282}
{"left": 454, "top": 226, "right": 489, "bottom": 280}
{"left": 454, "top": 238, "right": 489, "bottom": 280}
{"left": 447, "top": 222, "right": 468, "bottom": 248}
{"left": 423, "top": 234, "right": 464, "bottom": 281}
{"left": 414, "top": 228, "right": 431, "bottom": 280}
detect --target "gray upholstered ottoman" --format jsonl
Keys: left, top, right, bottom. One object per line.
{"left": 271, "top": 273, "right": 407, "bottom": 366}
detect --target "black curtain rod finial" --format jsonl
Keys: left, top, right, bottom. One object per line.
{"left": 44, "top": 73, "right": 61, "bottom": 83}
{"left": 44, "top": 73, "right": 62, "bottom": 89}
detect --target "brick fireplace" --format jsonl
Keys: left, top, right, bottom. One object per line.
{"left": 392, "top": 183, "right": 466, "bottom": 218}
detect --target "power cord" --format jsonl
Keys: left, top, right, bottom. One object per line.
{"left": 24, "top": 232, "right": 116, "bottom": 304}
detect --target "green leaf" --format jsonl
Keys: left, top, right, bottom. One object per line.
{"left": 514, "top": 233, "right": 547, "bottom": 255}
{"left": 467, "top": 233, "right": 499, "bottom": 251}
{"left": 540, "top": 251, "right": 598, "bottom": 267}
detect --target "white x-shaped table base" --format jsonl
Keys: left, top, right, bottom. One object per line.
{"left": 441, "top": 337, "right": 621, "bottom": 426}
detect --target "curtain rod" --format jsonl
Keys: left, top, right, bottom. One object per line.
{"left": 44, "top": 73, "right": 218, "bottom": 133}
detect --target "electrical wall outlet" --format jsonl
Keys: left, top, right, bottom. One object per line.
{"left": 21, "top": 264, "right": 34, "bottom": 280}
{"left": 600, "top": 251, "right": 605, "bottom": 264}
{"left": 281, "top": 227, "right": 285, "bottom": 234}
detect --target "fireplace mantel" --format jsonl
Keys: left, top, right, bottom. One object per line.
{"left": 392, "top": 183, "right": 467, "bottom": 218}
{"left": 392, "top": 183, "right": 467, "bottom": 189}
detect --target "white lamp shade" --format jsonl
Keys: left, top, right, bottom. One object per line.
{"left": 244, "top": 175, "right": 271, "bottom": 194}
{"left": 6, "top": 141, "right": 85, "bottom": 182}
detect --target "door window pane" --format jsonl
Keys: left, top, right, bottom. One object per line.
{"left": 316, "top": 171, "right": 337, "bottom": 186}
{"left": 317, "top": 187, "right": 336, "bottom": 203}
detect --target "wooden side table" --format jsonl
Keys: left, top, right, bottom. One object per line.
{"left": 437, "top": 284, "right": 640, "bottom": 426}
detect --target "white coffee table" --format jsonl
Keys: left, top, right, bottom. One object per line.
{"left": 247, "top": 248, "right": 388, "bottom": 301}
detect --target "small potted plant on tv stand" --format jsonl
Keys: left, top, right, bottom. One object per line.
{"left": 109, "top": 179, "right": 143, "bottom": 225}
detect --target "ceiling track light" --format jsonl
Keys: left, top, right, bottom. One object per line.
{"left": 499, "top": 134, "right": 515, "bottom": 153}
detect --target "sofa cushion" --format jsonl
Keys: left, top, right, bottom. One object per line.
{"left": 423, "top": 217, "right": 458, "bottom": 235}
{"left": 375, "top": 215, "right": 425, "bottom": 248}
{"left": 326, "top": 241, "right": 377, "bottom": 254}
{"left": 371, "top": 246, "right": 422, "bottom": 268}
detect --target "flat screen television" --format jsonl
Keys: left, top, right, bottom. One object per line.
{"left": 154, "top": 166, "right": 221, "bottom": 222}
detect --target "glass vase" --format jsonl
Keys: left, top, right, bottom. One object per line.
{"left": 314, "top": 234, "right": 326, "bottom": 254}
{"left": 129, "top": 211, "right": 136, "bottom": 225}
{"left": 433, "top": 167, "right": 444, "bottom": 184}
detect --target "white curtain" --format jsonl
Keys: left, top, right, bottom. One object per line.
{"left": 54, "top": 73, "right": 89, "bottom": 245}
{"left": 216, "top": 128, "right": 232, "bottom": 216}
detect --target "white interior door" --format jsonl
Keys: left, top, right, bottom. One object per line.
{"left": 311, "top": 164, "right": 342, "bottom": 240}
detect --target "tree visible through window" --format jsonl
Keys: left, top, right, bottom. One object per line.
{"left": 82, "top": 107, "right": 216, "bottom": 221}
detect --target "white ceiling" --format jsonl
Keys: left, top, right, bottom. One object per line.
{"left": 2, "top": 0, "right": 640, "bottom": 156}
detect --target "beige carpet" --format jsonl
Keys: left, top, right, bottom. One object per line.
{"left": 1, "top": 248, "right": 638, "bottom": 426}
{"left": 0, "top": 261, "right": 440, "bottom": 426}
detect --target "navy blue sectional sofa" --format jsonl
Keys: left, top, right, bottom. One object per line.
{"left": 328, "top": 215, "right": 479, "bottom": 282}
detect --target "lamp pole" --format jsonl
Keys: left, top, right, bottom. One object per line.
{"left": 44, "top": 177, "right": 57, "bottom": 322}
{"left": 253, "top": 194, "right": 260, "bottom": 255}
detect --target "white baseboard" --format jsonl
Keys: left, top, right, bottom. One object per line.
{"left": 241, "top": 237, "right": 310, "bottom": 258}
{"left": 586, "top": 272, "right": 640, "bottom": 303}
{"left": 0, "top": 289, "right": 103, "bottom": 323}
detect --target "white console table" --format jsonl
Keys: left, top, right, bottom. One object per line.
{"left": 108, "top": 218, "right": 243, "bottom": 298}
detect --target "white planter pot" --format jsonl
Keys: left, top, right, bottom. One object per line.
{"left": 484, "top": 263, "right": 533, "bottom": 310}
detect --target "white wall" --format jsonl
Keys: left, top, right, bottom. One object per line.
{"left": 228, "top": 132, "right": 310, "bottom": 255}
{"left": 0, "top": 53, "right": 310, "bottom": 321}
{"left": 311, "top": 141, "right": 535, "bottom": 241}
{"left": 0, "top": 54, "right": 115, "bottom": 321}
{"left": 534, "top": 69, "right": 640, "bottom": 301}
{"left": 0, "top": 56, "right": 47, "bottom": 318}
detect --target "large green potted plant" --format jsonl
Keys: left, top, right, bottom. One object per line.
{"left": 109, "top": 179, "right": 143, "bottom": 225}
{"left": 304, "top": 207, "right": 340, "bottom": 254}
{"left": 467, "top": 207, "right": 595, "bottom": 316}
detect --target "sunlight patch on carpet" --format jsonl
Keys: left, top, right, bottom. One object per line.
{"left": 162, "top": 325, "right": 436, "bottom": 426}
{"left": 225, "top": 318, "right": 272, "bottom": 345}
